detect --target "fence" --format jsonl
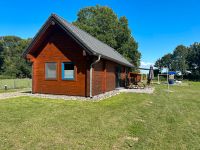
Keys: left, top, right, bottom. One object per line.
{"left": 0, "top": 78, "right": 32, "bottom": 90}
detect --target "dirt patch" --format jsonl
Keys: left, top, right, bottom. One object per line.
{"left": 112, "top": 136, "right": 139, "bottom": 150}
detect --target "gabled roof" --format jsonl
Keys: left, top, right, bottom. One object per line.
{"left": 23, "top": 14, "right": 134, "bottom": 67}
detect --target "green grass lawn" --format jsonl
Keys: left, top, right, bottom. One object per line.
{"left": 0, "top": 82, "right": 200, "bottom": 149}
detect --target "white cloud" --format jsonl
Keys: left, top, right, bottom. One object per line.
{"left": 140, "top": 61, "right": 154, "bottom": 74}
{"left": 140, "top": 61, "right": 154, "bottom": 67}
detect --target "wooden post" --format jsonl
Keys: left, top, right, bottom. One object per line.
{"left": 14, "top": 79, "right": 16, "bottom": 89}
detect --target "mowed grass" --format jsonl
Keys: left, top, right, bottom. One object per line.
{"left": 0, "top": 82, "right": 200, "bottom": 149}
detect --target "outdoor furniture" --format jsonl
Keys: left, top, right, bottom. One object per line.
{"left": 147, "top": 65, "right": 154, "bottom": 86}
{"left": 128, "top": 73, "right": 145, "bottom": 89}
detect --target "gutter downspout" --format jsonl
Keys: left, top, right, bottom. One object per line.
{"left": 90, "top": 55, "right": 101, "bottom": 98}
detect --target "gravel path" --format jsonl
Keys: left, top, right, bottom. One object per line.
{"left": 0, "top": 87, "right": 154, "bottom": 101}
{"left": 28, "top": 90, "right": 120, "bottom": 101}
{"left": 0, "top": 90, "right": 120, "bottom": 101}
{"left": 0, "top": 91, "right": 29, "bottom": 100}
{"left": 119, "top": 87, "right": 155, "bottom": 94}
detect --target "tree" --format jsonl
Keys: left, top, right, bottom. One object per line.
{"left": 0, "top": 41, "right": 4, "bottom": 71}
{"left": 155, "top": 43, "right": 200, "bottom": 80}
{"left": 155, "top": 53, "right": 173, "bottom": 70}
{"left": 172, "top": 45, "right": 188, "bottom": 73}
{"left": 0, "top": 36, "right": 31, "bottom": 78}
{"left": 73, "top": 5, "right": 141, "bottom": 68}
{"left": 155, "top": 45, "right": 189, "bottom": 73}
{"left": 116, "top": 17, "right": 140, "bottom": 67}
{"left": 187, "top": 43, "right": 200, "bottom": 79}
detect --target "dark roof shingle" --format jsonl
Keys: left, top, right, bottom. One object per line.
{"left": 24, "top": 14, "right": 134, "bottom": 67}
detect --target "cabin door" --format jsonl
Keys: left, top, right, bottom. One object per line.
{"left": 116, "top": 66, "right": 121, "bottom": 88}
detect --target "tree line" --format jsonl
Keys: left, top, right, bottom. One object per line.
{"left": 0, "top": 5, "right": 141, "bottom": 79}
{"left": 0, "top": 36, "right": 32, "bottom": 78}
{"left": 155, "top": 43, "right": 200, "bottom": 80}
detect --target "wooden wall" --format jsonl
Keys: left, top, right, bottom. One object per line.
{"left": 31, "top": 26, "right": 87, "bottom": 96}
{"left": 92, "top": 59, "right": 126, "bottom": 96}
{"left": 28, "top": 25, "right": 128, "bottom": 97}
{"left": 92, "top": 60, "right": 105, "bottom": 96}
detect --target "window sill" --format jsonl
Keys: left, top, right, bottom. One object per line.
{"left": 62, "top": 78, "right": 75, "bottom": 81}
{"left": 45, "top": 78, "right": 58, "bottom": 81}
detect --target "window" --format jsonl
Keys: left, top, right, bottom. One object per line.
{"left": 62, "top": 62, "right": 75, "bottom": 80}
{"left": 45, "top": 62, "right": 57, "bottom": 79}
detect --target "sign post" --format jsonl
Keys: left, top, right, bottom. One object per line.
{"left": 166, "top": 67, "right": 169, "bottom": 92}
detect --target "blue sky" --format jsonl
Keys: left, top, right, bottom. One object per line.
{"left": 0, "top": 0, "right": 200, "bottom": 68}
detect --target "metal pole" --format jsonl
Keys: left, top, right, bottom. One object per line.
{"left": 167, "top": 67, "right": 169, "bottom": 91}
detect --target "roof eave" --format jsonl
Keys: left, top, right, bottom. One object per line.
{"left": 22, "top": 15, "right": 54, "bottom": 58}
{"left": 51, "top": 16, "right": 94, "bottom": 55}
{"left": 93, "top": 53, "right": 134, "bottom": 68}
{"left": 22, "top": 14, "right": 94, "bottom": 58}
{"left": 23, "top": 14, "right": 135, "bottom": 68}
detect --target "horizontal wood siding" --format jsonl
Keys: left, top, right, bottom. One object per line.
{"left": 28, "top": 25, "right": 129, "bottom": 97}
{"left": 105, "top": 61, "right": 116, "bottom": 92}
{"left": 32, "top": 26, "right": 86, "bottom": 96}
{"left": 92, "top": 61, "right": 105, "bottom": 96}
{"left": 92, "top": 59, "right": 127, "bottom": 96}
{"left": 120, "top": 66, "right": 126, "bottom": 87}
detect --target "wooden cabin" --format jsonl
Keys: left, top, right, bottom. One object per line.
{"left": 23, "top": 14, "right": 134, "bottom": 97}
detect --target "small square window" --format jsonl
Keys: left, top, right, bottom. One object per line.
{"left": 45, "top": 62, "right": 57, "bottom": 79}
{"left": 62, "top": 62, "right": 75, "bottom": 80}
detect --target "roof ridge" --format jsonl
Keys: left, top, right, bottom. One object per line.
{"left": 53, "top": 14, "right": 130, "bottom": 63}
{"left": 24, "top": 13, "right": 133, "bottom": 67}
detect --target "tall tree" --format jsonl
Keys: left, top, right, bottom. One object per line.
{"left": 73, "top": 5, "right": 141, "bottom": 68}
{"left": 187, "top": 43, "right": 200, "bottom": 75}
{"left": 172, "top": 45, "right": 188, "bottom": 73}
{"left": 155, "top": 43, "right": 200, "bottom": 80}
{"left": 155, "top": 45, "right": 189, "bottom": 73}
{"left": 116, "top": 17, "right": 140, "bottom": 67}
{"left": 155, "top": 53, "right": 173, "bottom": 70}
{"left": 0, "top": 41, "right": 4, "bottom": 71}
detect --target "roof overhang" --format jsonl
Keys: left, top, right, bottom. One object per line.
{"left": 22, "top": 14, "right": 93, "bottom": 58}
{"left": 23, "top": 14, "right": 134, "bottom": 68}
